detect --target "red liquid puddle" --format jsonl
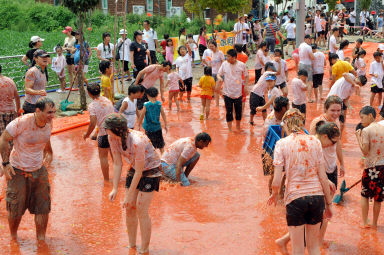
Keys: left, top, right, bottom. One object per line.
{"left": 0, "top": 43, "right": 383, "bottom": 255}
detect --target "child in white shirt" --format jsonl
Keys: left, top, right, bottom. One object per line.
{"left": 52, "top": 45, "right": 66, "bottom": 93}
{"left": 119, "top": 85, "right": 142, "bottom": 129}
{"left": 167, "top": 66, "right": 184, "bottom": 111}
{"left": 336, "top": 40, "right": 350, "bottom": 61}
{"left": 312, "top": 44, "right": 326, "bottom": 102}
{"left": 187, "top": 34, "right": 198, "bottom": 67}
{"left": 272, "top": 49, "right": 288, "bottom": 97}
{"left": 369, "top": 51, "right": 384, "bottom": 106}
{"left": 355, "top": 50, "right": 367, "bottom": 77}
{"left": 256, "top": 74, "right": 282, "bottom": 113}
{"left": 291, "top": 69, "right": 308, "bottom": 119}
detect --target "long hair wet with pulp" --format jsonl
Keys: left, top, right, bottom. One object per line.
{"left": 103, "top": 113, "right": 129, "bottom": 151}
{"left": 282, "top": 108, "right": 305, "bottom": 133}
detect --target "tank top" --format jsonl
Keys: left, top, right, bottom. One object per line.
{"left": 143, "top": 101, "right": 162, "bottom": 132}
{"left": 199, "top": 35, "right": 207, "bottom": 47}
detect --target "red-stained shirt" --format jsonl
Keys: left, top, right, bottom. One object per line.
{"left": 0, "top": 76, "right": 17, "bottom": 112}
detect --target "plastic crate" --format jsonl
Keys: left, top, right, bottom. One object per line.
{"left": 263, "top": 125, "right": 309, "bottom": 157}
{"left": 263, "top": 125, "right": 282, "bottom": 157}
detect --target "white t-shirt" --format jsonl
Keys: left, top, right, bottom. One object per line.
{"left": 327, "top": 73, "right": 355, "bottom": 100}
{"left": 202, "top": 49, "right": 225, "bottom": 74}
{"left": 315, "top": 16, "right": 322, "bottom": 32}
{"left": 255, "top": 49, "right": 265, "bottom": 69}
{"left": 252, "top": 71, "right": 275, "bottom": 97}
{"left": 305, "top": 23, "right": 312, "bottom": 35}
{"left": 272, "top": 59, "right": 288, "bottom": 85}
{"left": 268, "top": 87, "right": 282, "bottom": 110}
{"left": 355, "top": 58, "right": 366, "bottom": 76}
{"left": 97, "top": 43, "right": 115, "bottom": 59}
{"left": 350, "top": 11, "right": 356, "bottom": 23}
{"left": 286, "top": 23, "right": 296, "bottom": 39}
{"left": 299, "top": 42, "right": 313, "bottom": 65}
{"left": 369, "top": 61, "right": 384, "bottom": 88}
{"left": 117, "top": 37, "right": 132, "bottom": 62}
{"left": 174, "top": 54, "right": 193, "bottom": 80}
{"left": 234, "top": 22, "right": 249, "bottom": 45}
{"left": 313, "top": 51, "right": 325, "bottom": 74}
{"left": 291, "top": 78, "right": 307, "bottom": 105}
{"left": 336, "top": 49, "right": 344, "bottom": 61}
{"left": 360, "top": 12, "right": 367, "bottom": 23}
{"left": 329, "top": 35, "right": 337, "bottom": 54}
{"left": 217, "top": 60, "right": 248, "bottom": 98}
{"left": 143, "top": 28, "right": 158, "bottom": 51}
{"left": 121, "top": 97, "right": 137, "bottom": 128}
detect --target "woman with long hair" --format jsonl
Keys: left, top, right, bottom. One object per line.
{"left": 197, "top": 26, "right": 207, "bottom": 60}
{"left": 107, "top": 113, "right": 161, "bottom": 255}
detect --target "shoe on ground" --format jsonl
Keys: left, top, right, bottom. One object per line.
{"left": 56, "top": 89, "right": 65, "bottom": 93}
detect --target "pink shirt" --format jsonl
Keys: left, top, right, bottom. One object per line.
{"left": 218, "top": 60, "right": 248, "bottom": 99}
{"left": 251, "top": 71, "right": 275, "bottom": 97}
{"left": 274, "top": 133, "right": 324, "bottom": 205}
{"left": 0, "top": 76, "right": 17, "bottom": 113}
{"left": 291, "top": 78, "right": 307, "bottom": 105}
{"left": 167, "top": 72, "right": 181, "bottom": 91}
{"left": 88, "top": 96, "right": 114, "bottom": 136}
{"left": 199, "top": 35, "right": 207, "bottom": 47}
{"left": 109, "top": 129, "right": 161, "bottom": 171}
{"left": 6, "top": 114, "right": 52, "bottom": 172}
{"left": 24, "top": 66, "right": 47, "bottom": 104}
{"left": 162, "top": 137, "right": 197, "bottom": 165}
{"left": 141, "top": 65, "right": 164, "bottom": 89}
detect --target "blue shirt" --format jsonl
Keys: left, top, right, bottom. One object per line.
{"left": 378, "top": 17, "right": 383, "bottom": 28}
{"left": 143, "top": 101, "right": 162, "bottom": 132}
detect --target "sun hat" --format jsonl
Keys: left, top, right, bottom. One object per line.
{"left": 266, "top": 74, "right": 277, "bottom": 81}
{"left": 30, "top": 36, "right": 45, "bottom": 43}
{"left": 119, "top": 29, "right": 128, "bottom": 35}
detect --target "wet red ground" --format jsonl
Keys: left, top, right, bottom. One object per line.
{"left": 1, "top": 43, "right": 384, "bottom": 255}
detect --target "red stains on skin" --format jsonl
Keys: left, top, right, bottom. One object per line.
{"left": 378, "top": 149, "right": 381, "bottom": 155}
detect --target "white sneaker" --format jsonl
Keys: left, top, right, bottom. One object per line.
{"left": 56, "top": 89, "right": 65, "bottom": 93}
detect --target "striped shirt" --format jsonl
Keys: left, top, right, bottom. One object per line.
{"left": 265, "top": 23, "right": 280, "bottom": 39}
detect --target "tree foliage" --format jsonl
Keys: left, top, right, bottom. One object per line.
{"left": 185, "top": 0, "right": 249, "bottom": 15}
{"left": 360, "top": 0, "right": 372, "bottom": 10}
{"left": 62, "top": 0, "right": 99, "bottom": 14}
{"left": 324, "top": 0, "right": 337, "bottom": 11}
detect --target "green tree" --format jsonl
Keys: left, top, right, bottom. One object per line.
{"left": 360, "top": 0, "right": 372, "bottom": 10}
{"left": 185, "top": 0, "right": 249, "bottom": 17}
{"left": 62, "top": 0, "right": 99, "bottom": 110}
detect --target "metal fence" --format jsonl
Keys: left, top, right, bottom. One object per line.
{"left": 0, "top": 52, "right": 101, "bottom": 94}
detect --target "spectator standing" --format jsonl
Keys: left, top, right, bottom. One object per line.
{"left": 285, "top": 18, "right": 296, "bottom": 55}
{"left": 62, "top": 26, "right": 76, "bottom": 84}
{"left": 314, "top": 10, "right": 323, "bottom": 46}
{"left": 143, "top": 20, "right": 160, "bottom": 64}
{"left": 160, "top": 34, "right": 169, "bottom": 61}
{"left": 23, "top": 50, "right": 49, "bottom": 114}
{"left": 375, "top": 14, "right": 384, "bottom": 39}
{"left": 130, "top": 30, "right": 150, "bottom": 78}
{"left": 97, "top": 32, "right": 115, "bottom": 62}
{"left": 349, "top": 8, "right": 356, "bottom": 34}
{"left": 74, "top": 31, "right": 92, "bottom": 87}
{"left": 116, "top": 29, "right": 132, "bottom": 81}
{"left": 22, "top": 36, "right": 44, "bottom": 68}
{"left": 0, "top": 65, "right": 21, "bottom": 138}
{"left": 197, "top": 26, "right": 208, "bottom": 61}
{"left": 263, "top": 17, "right": 285, "bottom": 52}
{"left": 233, "top": 16, "right": 250, "bottom": 53}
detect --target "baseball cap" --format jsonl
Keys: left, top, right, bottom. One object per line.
{"left": 30, "top": 36, "right": 45, "bottom": 43}
{"left": 119, "top": 29, "right": 127, "bottom": 35}
{"left": 62, "top": 26, "right": 73, "bottom": 34}
{"left": 266, "top": 74, "right": 277, "bottom": 81}
{"left": 33, "top": 49, "right": 50, "bottom": 58}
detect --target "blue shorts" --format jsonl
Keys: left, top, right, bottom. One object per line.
{"left": 161, "top": 152, "right": 200, "bottom": 186}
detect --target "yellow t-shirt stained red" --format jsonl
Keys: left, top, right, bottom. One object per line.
{"left": 101, "top": 74, "right": 113, "bottom": 102}
{"left": 332, "top": 60, "right": 354, "bottom": 81}
{"left": 199, "top": 75, "right": 215, "bottom": 96}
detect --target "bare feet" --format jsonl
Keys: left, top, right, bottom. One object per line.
{"left": 360, "top": 223, "right": 371, "bottom": 229}
{"left": 128, "top": 246, "right": 137, "bottom": 255}
{"left": 275, "top": 238, "right": 289, "bottom": 255}
{"left": 322, "top": 240, "right": 331, "bottom": 248}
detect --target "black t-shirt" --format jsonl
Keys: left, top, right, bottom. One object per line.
{"left": 130, "top": 41, "right": 147, "bottom": 66}
{"left": 26, "top": 48, "right": 38, "bottom": 67}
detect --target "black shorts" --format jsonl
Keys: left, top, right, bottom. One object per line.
{"left": 122, "top": 60, "right": 129, "bottom": 72}
{"left": 255, "top": 69, "right": 262, "bottom": 83}
{"left": 149, "top": 50, "right": 158, "bottom": 64}
{"left": 313, "top": 73, "right": 324, "bottom": 88}
{"left": 66, "top": 55, "right": 74, "bottom": 65}
{"left": 292, "top": 103, "right": 306, "bottom": 114}
{"left": 326, "top": 166, "right": 338, "bottom": 188}
{"left": 126, "top": 175, "right": 160, "bottom": 192}
{"left": 191, "top": 51, "right": 195, "bottom": 59}
{"left": 250, "top": 92, "right": 266, "bottom": 115}
{"left": 287, "top": 38, "right": 295, "bottom": 42}
{"left": 97, "top": 135, "right": 110, "bottom": 148}
{"left": 317, "top": 31, "right": 325, "bottom": 37}
{"left": 286, "top": 195, "right": 325, "bottom": 226}
{"left": 145, "top": 129, "right": 165, "bottom": 149}
{"left": 179, "top": 77, "right": 193, "bottom": 92}
{"left": 371, "top": 85, "right": 383, "bottom": 94}
{"left": 198, "top": 44, "right": 207, "bottom": 57}
{"left": 276, "top": 82, "right": 286, "bottom": 89}
{"left": 339, "top": 103, "right": 346, "bottom": 123}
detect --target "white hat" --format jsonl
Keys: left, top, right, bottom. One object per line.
{"left": 379, "top": 44, "right": 384, "bottom": 51}
{"left": 119, "top": 29, "right": 127, "bottom": 35}
{"left": 30, "top": 36, "right": 44, "bottom": 43}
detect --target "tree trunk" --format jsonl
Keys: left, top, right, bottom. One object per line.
{"left": 78, "top": 13, "right": 87, "bottom": 110}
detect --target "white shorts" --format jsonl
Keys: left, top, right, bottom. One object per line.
{"left": 379, "top": 27, "right": 383, "bottom": 33}
{"left": 83, "top": 65, "right": 89, "bottom": 73}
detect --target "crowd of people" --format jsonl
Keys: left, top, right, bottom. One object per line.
{"left": 1, "top": 5, "right": 384, "bottom": 255}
